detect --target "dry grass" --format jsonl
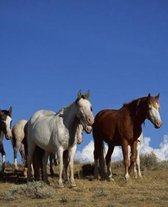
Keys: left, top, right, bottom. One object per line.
{"left": 0, "top": 161, "right": 168, "bottom": 207}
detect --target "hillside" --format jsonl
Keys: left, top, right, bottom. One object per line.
{"left": 0, "top": 161, "right": 168, "bottom": 207}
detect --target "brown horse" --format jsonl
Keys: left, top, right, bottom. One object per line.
{"left": 0, "top": 107, "right": 12, "bottom": 172}
{"left": 93, "top": 94, "right": 162, "bottom": 181}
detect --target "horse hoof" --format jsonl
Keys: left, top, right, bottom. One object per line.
{"left": 70, "top": 183, "right": 76, "bottom": 188}
{"left": 58, "top": 182, "right": 64, "bottom": 188}
{"left": 107, "top": 177, "right": 114, "bottom": 182}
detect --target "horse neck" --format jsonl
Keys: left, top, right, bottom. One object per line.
{"left": 62, "top": 102, "right": 79, "bottom": 129}
{"left": 0, "top": 130, "right": 4, "bottom": 143}
{"left": 126, "top": 99, "right": 147, "bottom": 126}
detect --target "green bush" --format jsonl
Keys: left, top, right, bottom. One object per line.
{"left": 140, "top": 152, "right": 159, "bottom": 170}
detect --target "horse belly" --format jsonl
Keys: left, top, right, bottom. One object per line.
{"left": 31, "top": 122, "right": 58, "bottom": 152}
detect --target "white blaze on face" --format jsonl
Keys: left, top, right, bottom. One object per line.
{"left": 149, "top": 102, "right": 162, "bottom": 127}
{"left": 78, "top": 98, "right": 94, "bottom": 125}
{"left": 4, "top": 115, "right": 12, "bottom": 138}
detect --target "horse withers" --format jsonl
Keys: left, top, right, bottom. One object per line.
{"left": 27, "top": 91, "right": 94, "bottom": 187}
{"left": 0, "top": 106, "right": 12, "bottom": 172}
{"left": 93, "top": 93, "right": 162, "bottom": 181}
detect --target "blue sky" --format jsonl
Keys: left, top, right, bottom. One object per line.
{"left": 0, "top": 1, "right": 168, "bottom": 162}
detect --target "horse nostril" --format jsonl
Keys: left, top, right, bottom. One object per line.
{"left": 156, "top": 120, "right": 162, "bottom": 128}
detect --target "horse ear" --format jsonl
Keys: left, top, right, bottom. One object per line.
{"left": 147, "top": 93, "right": 151, "bottom": 105}
{"left": 156, "top": 93, "right": 160, "bottom": 100}
{"left": 148, "top": 93, "right": 151, "bottom": 98}
{"left": 9, "top": 106, "right": 12, "bottom": 115}
{"left": 85, "top": 90, "right": 90, "bottom": 99}
{"left": 77, "top": 90, "right": 82, "bottom": 98}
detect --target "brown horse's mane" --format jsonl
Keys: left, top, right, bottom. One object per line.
{"left": 122, "top": 96, "right": 147, "bottom": 109}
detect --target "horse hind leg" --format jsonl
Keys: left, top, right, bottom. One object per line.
{"left": 122, "top": 142, "right": 130, "bottom": 181}
{"left": 27, "top": 142, "right": 36, "bottom": 181}
{"left": 42, "top": 151, "right": 49, "bottom": 184}
{"left": 13, "top": 142, "right": 20, "bottom": 171}
{"left": 105, "top": 144, "right": 114, "bottom": 181}
{"left": 0, "top": 144, "right": 6, "bottom": 173}
{"left": 93, "top": 137, "right": 106, "bottom": 180}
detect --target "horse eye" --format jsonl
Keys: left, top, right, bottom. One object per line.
{"left": 148, "top": 104, "right": 152, "bottom": 109}
{"left": 90, "top": 106, "right": 93, "bottom": 112}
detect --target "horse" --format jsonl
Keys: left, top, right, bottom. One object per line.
{"left": 27, "top": 91, "right": 94, "bottom": 187}
{"left": 11, "top": 119, "right": 28, "bottom": 171}
{"left": 93, "top": 93, "right": 162, "bottom": 181}
{"left": 0, "top": 106, "right": 12, "bottom": 172}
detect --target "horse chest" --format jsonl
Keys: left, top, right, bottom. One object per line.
{"left": 57, "top": 128, "right": 76, "bottom": 149}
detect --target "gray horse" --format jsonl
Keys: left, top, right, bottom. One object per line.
{"left": 27, "top": 91, "right": 94, "bottom": 187}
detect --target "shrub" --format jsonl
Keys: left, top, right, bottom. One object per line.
{"left": 140, "top": 152, "right": 159, "bottom": 170}
{"left": 0, "top": 181, "right": 55, "bottom": 200}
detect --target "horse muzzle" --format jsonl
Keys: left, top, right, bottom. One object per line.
{"left": 154, "top": 120, "right": 162, "bottom": 129}
{"left": 5, "top": 130, "right": 12, "bottom": 140}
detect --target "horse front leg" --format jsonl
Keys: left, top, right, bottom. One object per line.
{"left": 63, "top": 150, "right": 69, "bottom": 183}
{"left": 122, "top": 141, "right": 129, "bottom": 181}
{"left": 129, "top": 141, "right": 137, "bottom": 176}
{"left": 57, "top": 147, "right": 64, "bottom": 187}
{"left": 68, "top": 145, "right": 77, "bottom": 187}
{"left": 105, "top": 144, "right": 114, "bottom": 181}
{"left": 135, "top": 141, "right": 142, "bottom": 178}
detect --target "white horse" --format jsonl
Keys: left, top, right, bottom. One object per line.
{"left": 27, "top": 91, "right": 94, "bottom": 187}
{"left": 11, "top": 119, "right": 28, "bottom": 170}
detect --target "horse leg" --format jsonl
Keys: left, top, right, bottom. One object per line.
{"left": 42, "top": 151, "right": 49, "bottom": 183}
{"left": 12, "top": 136, "right": 19, "bottom": 171}
{"left": 129, "top": 141, "right": 137, "bottom": 176}
{"left": 63, "top": 150, "right": 69, "bottom": 182}
{"left": 94, "top": 137, "right": 105, "bottom": 179}
{"left": 49, "top": 153, "right": 54, "bottom": 176}
{"left": 105, "top": 144, "right": 114, "bottom": 181}
{"left": 68, "top": 145, "right": 77, "bottom": 187}
{"left": 122, "top": 141, "right": 129, "bottom": 180}
{"left": 13, "top": 143, "right": 19, "bottom": 170}
{"left": 33, "top": 146, "right": 43, "bottom": 181}
{"left": 135, "top": 142, "right": 142, "bottom": 178}
{"left": 0, "top": 144, "right": 6, "bottom": 173}
{"left": 27, "top": 142, "right": 36, "bottom": 181}
{"left": 20, "top": 143, "right": 26, "bottom": 163}
{"left": 57, "top": 147, "right": 64, "bottom": 187}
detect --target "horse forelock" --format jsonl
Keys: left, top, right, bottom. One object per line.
{"left": 75, "top": 95, "right": 88, "bottom": 104}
